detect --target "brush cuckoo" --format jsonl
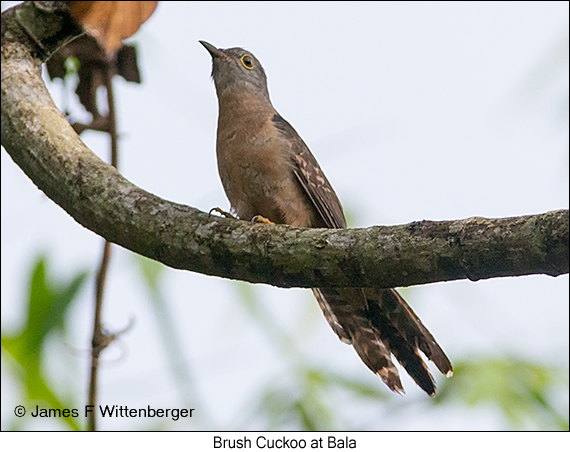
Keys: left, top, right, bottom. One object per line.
{"left": 200, "top": 40, "right": 453, "bottom": 396}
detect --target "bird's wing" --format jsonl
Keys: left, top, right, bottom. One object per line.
{"left": 272, "top": 114, "right": 346, "bottom": 229}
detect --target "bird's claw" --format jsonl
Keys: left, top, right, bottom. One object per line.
{"left": 251, "top": 215, "right": 275, "bottom": 225}
{"left": 209, "top": 207, "right": 237, "bottom": 219}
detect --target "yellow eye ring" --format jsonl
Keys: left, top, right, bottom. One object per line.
{"left": 240, "top": 54, "right": 255, "bottom": 70}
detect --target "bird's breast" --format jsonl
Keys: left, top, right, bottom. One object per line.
{"left": 216, "top": 111, "right": 314, "bottom": 226}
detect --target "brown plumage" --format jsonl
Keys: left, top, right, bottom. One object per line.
{"left": 201, "top": 41, "right": 452, "bottom": 396}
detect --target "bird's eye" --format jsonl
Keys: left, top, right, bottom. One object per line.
{"left": 240, "top": 55, "right": 254, "bottom": 70}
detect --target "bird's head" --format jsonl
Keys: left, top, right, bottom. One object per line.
{"left": 200, "top": 41, "right": 269, "bottom": 99}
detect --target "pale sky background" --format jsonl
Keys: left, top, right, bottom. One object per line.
{"left": 1, "top": 1, "right": 569, "bottom": 431}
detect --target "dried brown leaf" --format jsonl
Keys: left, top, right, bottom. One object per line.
{"left": 69, "top": 1, "right": 157, "bottom": 56}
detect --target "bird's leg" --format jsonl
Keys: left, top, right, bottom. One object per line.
{"left": 209, "top": 207, "right": 237, "bottom": 219}
{"left": 251, "top": 215, "right": 275, "bottom": 225}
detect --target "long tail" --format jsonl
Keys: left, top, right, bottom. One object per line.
{"left": 313, "top": 287, "right": 452, "bottom": 396}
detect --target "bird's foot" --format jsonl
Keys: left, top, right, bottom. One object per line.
{"left": 251, "top": 215, "right": 274, "bottom": 225}
{"left": 209, "top": 207, "right": 237, "bottom": 219}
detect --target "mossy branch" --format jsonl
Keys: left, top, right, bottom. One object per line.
{"left": 2, "top": 2, "right": 568, "bottom": 290}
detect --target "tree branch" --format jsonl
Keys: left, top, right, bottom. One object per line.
{"left": 2, "top": 2, "right": 568, "bottom": 290}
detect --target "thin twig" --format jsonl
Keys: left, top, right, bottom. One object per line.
{"left": 86, "top": 59, "right": 119, "bottom": 431}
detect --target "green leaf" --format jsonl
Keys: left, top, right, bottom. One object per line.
{"left": 1, "top": 255, "right": 88, "bottom": 431}
{"left": 435, "top": 357, "right": 569, "bottom": 430}
{"left": 21, "top": 256, "right": 87, "bottom": 356}
{"left": 134, "top": 255, "right": 164, "bottom": 296}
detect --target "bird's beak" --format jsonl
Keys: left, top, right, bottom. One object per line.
{"left": 199, "top": 40, "right": 226, "bottom": 59}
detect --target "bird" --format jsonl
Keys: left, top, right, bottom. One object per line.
{"left": 200, "top": 40, "right": 453, "bottom": 396}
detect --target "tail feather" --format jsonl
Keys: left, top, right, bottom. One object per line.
{"left": 351, "top": 326, "right": 405, "bottom": 394}
{"left": 369, "top": 289, "right": 453, "bottom": 377}
{"left": 317, "top": 288, "right": 404, "bottom": 393}
{"left": 312, "top": 288, "right": 351, "bottom": 344}
{"left": 365, "top": 289, "right": 437, "bottom": 396}
{"left": 314, "top": 287, "right": 452, "bottom": 396}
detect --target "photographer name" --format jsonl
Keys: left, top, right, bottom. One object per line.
{"left": 30, "top": 405, "right": 194, "bottom": 421}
